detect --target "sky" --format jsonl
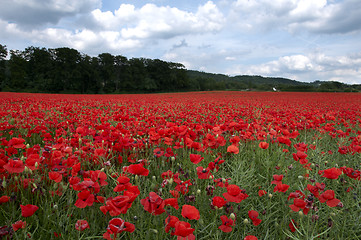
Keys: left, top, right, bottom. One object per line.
{"left": 1, "top": 0, "right": 361, "bottom": 84}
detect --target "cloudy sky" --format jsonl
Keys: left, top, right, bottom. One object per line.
{"left": 1, "top": 0, "right": 361, "bottom": 84}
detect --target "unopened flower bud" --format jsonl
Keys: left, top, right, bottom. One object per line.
{"left": 243, "top": 219, "right": 249, "bottom": 224}
{"left": 230, "top": 213, "right": 236, "bottom": 220}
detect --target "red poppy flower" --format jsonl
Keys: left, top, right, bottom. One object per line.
{"left": 258, "top": 142, "right": 269, "bottom": 149}
{"left": 258, "top": 190, "right": 267, "bottom": 197}
{"left": 3, "top": 159, "right": 25, "bottom": 174}
{"left": 289, "top": 198, "right": 309, "bottom": 214}
{"left": 227, "top": 145, "right": 239, "bottom": 154}
{"left": 319, "top": 190, "right": 341, "bottom": 207}
{"left": 21, "top": 204, "right": 39, "bottom": 217}
{"left": 289, "top": 219, "right": 297, "bottom": 232}
{"left": 101, "top": 188, "right": 139, "bottom": 216}
{"left": 189, "top": 154, "right": 203, "bottom": 164}
{"left": 273, "top": 183, "right": 290, "bottom": 193}
{"left": 49, "top": 171, "right": 62, "bottom": 183}
{"left": 0, "top": 196, "right": 10, "bottom": 204}
{"left": 223, "top": 184, "right": 249, "bottom": 203}
{"left": 103, "top": 218, "right": 135, "bottom": 240}
{"left": 74, "top": 190, "right": 95, "bottom": 208}
{"left": 244, "top": 235, "right": 258, "bottom": 240}
{"left": 75, "top": 220, "right": 90, "bottom": 231}
{"left": 140, "top": 192, "right": 165, "bottom": 215}
{"left": 164, "top": 198, "right": 179, "bottom": 210}
{"left": 218, "top": 215, "right": 235, "bottom": 232}
{"left": 25, "top": 154, "right": 40, "bottom": 170}
{"left": 113, "top": 176, "right": 131, "bottom": 192}
{"left": 321, "top": 167, "right": 342, "bottom": 179}
{"left": 181, "top": 205, "right": 200, "bottom": 220}
{"left": 271, "top": 174, "right": 284, "bottom": 184}
{"left": 125, "top": 163, "right": 149, "bottom": 176}
{"left": 169, "top": 190, "right": 180, "bottom": 198}
{"left": 248, "top": 210, "right": 262, "bottom": 226}
{"left": 165, "top": 215, "right": 179, "bottom": 234}
{"left": 8, "top": 137, "right": 26, "bottom": 149}
{"left": 12, "top": 220, "right": 26, "bottom": 231}
{"left": 173, "top": 221, "right": 195, "bottom": 238}
{"left": 212, "top": 196, "right": 227, "bottom": 209}
{"left": 196, "top": 166, "right": 212, "bottom": 179}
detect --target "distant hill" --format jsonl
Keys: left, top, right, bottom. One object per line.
{"left": 186, "top": 70, "right": 361, "bottom": 92}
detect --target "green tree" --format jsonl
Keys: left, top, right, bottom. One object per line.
{"left": 24, "top": 46, "right": 53, "bottom": 92}
{"left": 0, "top": 44, "right": 7, "bottom": 90}
{"left": 8, "top": 50, "right": 28, "bottom": 90}
{"left": 98, "top": 53, "right": 116, "bottom": 93}
{"left": 49, "top": 47, "right": 81, "bottom": 92}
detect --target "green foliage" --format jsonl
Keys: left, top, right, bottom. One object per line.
{"left": 0, "top": 45, "right": 359, "bottom": 93}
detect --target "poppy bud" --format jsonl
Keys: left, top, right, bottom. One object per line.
{"left": 298, "top": 175, "right": 304, "bottom": 179}
{"left": 26, "top": 144, "right": 30, "bottom": 148}
{"left": 53, "top": 205, "right": 58, "bottom": 210}
{"left": 243, "top": 219, "right": 249, "bottom": 224}
{"left": 196, "top": 189, "right": 201, "bottom": 194}
{"left": 170, "top": 156, "right": 175, "bottom": 162}
{"left": 298, "top": 211, "right": 304, "bottom": 217}
{"left": 230, "top": 213, "right": 236, "bottom": 220}
{"left": 135, "top": 175, "right": 139, "bottom": 181}
{"left": 152, "top": 176, "right": 156, "bottom": 181}
{"left": 2, "top": 179, "right": 6, "bottom": 188}
{"left": 268, "top": 194, "right": 273, "bottom": 198}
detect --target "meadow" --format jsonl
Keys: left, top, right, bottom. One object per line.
{"left": 0, "top": 91, "right": 360, "bottom": 240}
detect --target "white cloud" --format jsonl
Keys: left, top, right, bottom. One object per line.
{"left": 230, "top": 0, "right": 361, "bottom": 34}
{"left": 0, "top": 0, "right": 101, "bottom": 26}
{"left": 90, "top": 1, "right": 225, "bottom": 40}
{"left": 229, "top": 52, "right": 361, "bottom": 84}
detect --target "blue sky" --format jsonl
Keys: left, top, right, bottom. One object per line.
{"left": 1, "top": 0, "right": 361, "bottom": 84}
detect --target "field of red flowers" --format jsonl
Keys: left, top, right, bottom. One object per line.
{"left": 0, "top": 91, "right": 360, "bottom": 240}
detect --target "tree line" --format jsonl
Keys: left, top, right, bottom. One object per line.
{"left": 1, "top": 44, "right": 360, "bottom": 93}
{"left": 0, "top": 44, "right": 190, "bottom": 93}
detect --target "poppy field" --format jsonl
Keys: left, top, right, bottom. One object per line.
{"left": 0, "top": 91, "right": 360, "bottom": 240}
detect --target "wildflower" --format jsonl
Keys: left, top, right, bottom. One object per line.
{"left": 321, "top": 167, "right": 342, "bottom": 179}
{"left": 319, "top": 190, "right": 341, "bottom": 207}
{"left": 223, "top": 184, "right": 249, "bottom": 203}
{"left": 12, "top": 220, "right": 26, "bottom": 231}
{"left": 3, "top": 159, "right": 25, "bottom": 174}
{"left": 0, "top": 196, "right": 10, "bottom": 204}
{"left": 258, "top": 142, "right": 269, "bottom": 149}
{"left": 49, "top": 171, "right": 62, "bottom": 183}
{"left": 75, "top": 220, "right": 90, "bottom": 231}
{"left": 248, "top": 210, "right": 262, "bottom": 226}
{"left": 244, "top": 236, "right": 258, "bottom": 240}
{"left": 125, "top": 163, "right": 149, "bottom": 176}
{"left": 212, "top": 196, "right": 227, "bottom": 209}
{"left": 21, "top": 204, "right": 39, "bottom": 217}
{"left": 140, "top": 192, "right": 165, "bottom": 215}
{"left": 227, "top": 145, "right": 239, "bottom": 154}
{"left": 273, "top": 183, "right": 290, "bottom": 193}
{"left": 181, "top": 205, "right": 200, "bottom": 220}
{"left": 103, "top": 218, "right": 135, "bottom": 240}
{"left": 218, "top": 215, "right": 235, "bottom": 232}
{"left": 189, "top": 154, "right": 204, "bottom": 164}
